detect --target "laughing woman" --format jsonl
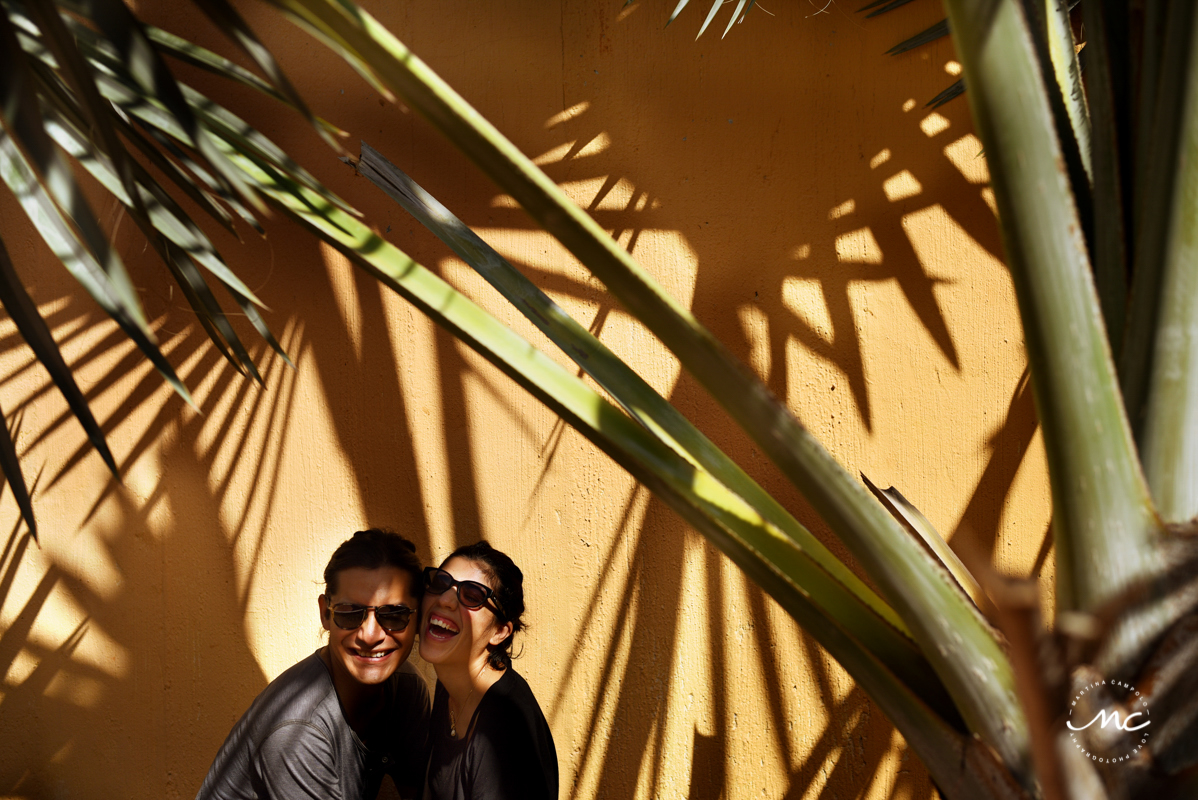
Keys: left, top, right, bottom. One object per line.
{"left": 420, "top": 541, "right": 558, "bottom": 800}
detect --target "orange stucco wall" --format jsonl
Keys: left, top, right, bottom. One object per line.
{"left": 0, "top": 2, "right": 1050, "bottom": 798}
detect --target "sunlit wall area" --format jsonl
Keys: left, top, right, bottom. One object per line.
{"left": 0, "top": 2, "right": 1049, "bottom": 799}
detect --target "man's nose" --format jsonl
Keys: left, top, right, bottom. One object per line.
{"left": 357, "top": 609, "right": 385, "bottom": 640}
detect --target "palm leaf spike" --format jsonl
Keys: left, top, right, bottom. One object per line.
{"left": 665, "top": 0, "right": 691, "bottom": 27}
{"left": 128, "top": 115, "right": 266, "bottom": 236}
{"left": 20, "top": 0, "right": 153, "bottom": 233}
{"left": 865, "top": 0, "right": 918, "bottom": 20}
{"left": 1042, "top": 0, "right": 1092, "bottom": 183}
{"left": 0, "top": 10, "right": 149, "bottom": 335}
{"left": 695, "top": 0, "right": 724, "bottom": 40}
{"left": 862, "top": 474, "right": 985, "bottom": 608}
{"left": 62, "top": 131, "right": 262, "bottom": 379}
{"left": 151, "top": 237, "right": 250, "bottom": 380}
{"left": 143, "top": 25, "right": 349, "bottom": 142}
{"left": 27, "top": 56, "right": 270, "bottom": 310}
{"left": 238, "top": 155, "right": 1036, "bottom": 798}
{"left": 0, "top": 234, "right": 117, "bottom": 477}
{"left": 928, "top": 80, "right": 964, "bottom": 108}
{"left": 0, "top": 20, "right": 194, "bottom": 407}
{"left": 939, "top": 0, "right": 1168, "bottom": 676}
{"left": 52, "top": 14, "right": 355, "bottom": 222}
{"left": 0, "top": 18, "right": 193, "bottom": 409}
{"left": 35, "top": 104, "right": 272, "bottom": 381}
{"left": 0, "top": 399, "right": 36, "bottom": 540}
{"left": 176, "top": 82, "right": 359, "bottom": 218}
{"left": 59, "top": 0, "right": 267, "bottom": 214}
{"left": 272, "top": 1, "right": 1032, "bottom": 782}
{"left": 232, "top": 289, "right": 294, "bottom": 368}
{"left": 145, "top": 25, "right": 284, "bottom": 101}
{"left": 887, "top": 19, "right": 949, "bottom": 56}
{"left": 0, "top": 128, "right": 195, "bottom": 408}
{"left": 720, "top": 0, "right": 749, "bottom": 39}
{"left": 110, "top": 97, "right": 240, "bottom": 239}
{"left": 190, "top": 0, "right": 346, "bottom": 153}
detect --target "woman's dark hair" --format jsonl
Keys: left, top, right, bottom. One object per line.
{"left": 323, "top": 528, "right": 423, "bottom": 597}
{"left": 442, "top": 540, "right": 525, "bottom": 670}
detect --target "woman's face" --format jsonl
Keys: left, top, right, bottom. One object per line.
{"left": 419, "top": 556, "right": 511, "bottom": 670}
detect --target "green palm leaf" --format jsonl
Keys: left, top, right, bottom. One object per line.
{"left": 273, "top": 1, "right": 1031, "bottom": 779}
{"left": 350, "top": 142, "right": 944, "bottom": 697}
{"left": 233, "top": 152, "right": 1035, "bottom": 796}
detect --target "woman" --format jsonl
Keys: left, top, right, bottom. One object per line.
{"left": 420, "top": 540, "right": 558, "bottom": 800}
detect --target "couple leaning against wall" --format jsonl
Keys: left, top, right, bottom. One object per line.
{"left": 194, "top": 529, "right": 559, "bottom": 800}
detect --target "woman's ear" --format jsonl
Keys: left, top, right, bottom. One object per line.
{"left": 318, "top": 594, "right": 332, "bottom": 632}
{"left": 488, "top": 619, "right": 514, "bottom": 647}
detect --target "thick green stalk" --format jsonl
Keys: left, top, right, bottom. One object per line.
{"left": 941, "top": 0, "right": 1164, "bottom": 669}
{"left": 272, "top": 0, "right": 1031, "bottom": 780}
{"left": 1122, "top": 4, "right": 1198, "bottom": 437}
{"left": 1139, "top": 9, "right": 1198, "bottom": 525}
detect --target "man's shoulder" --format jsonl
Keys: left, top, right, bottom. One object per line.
{"left": 194, "top": 651, "right": 340, "bottom": 800}
{"left": 244, "top": 650, "right": 340, "bottom": 734}
{"left": 385, "top": 660, "right": 432, "bottom": 723}
{"left": 389, "top": 660, "right": 429, "bottom": 697}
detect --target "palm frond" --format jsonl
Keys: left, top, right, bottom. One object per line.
{"left": 273, "top": 0, "right": 1032, "bottom": 781}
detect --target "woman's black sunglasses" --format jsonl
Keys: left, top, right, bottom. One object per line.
{"left": 423, "top": 567, "right": 503, "bottom": 614}
{"left": 327, "top": 602, "right": 413, "bottom": 633}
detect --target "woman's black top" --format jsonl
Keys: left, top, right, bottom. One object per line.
{"left": 426, "top": 668, "right": 558, "bottom": 800}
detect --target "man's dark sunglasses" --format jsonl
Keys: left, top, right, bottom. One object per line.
{"left": 423, "top": 567, "right": 503, "bottom": 614}
{"left": 328, "top": 602, "right": 414, "bottom": 633}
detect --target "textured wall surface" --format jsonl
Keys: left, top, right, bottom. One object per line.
{"left": 0, "top": 2, "right": 1051, "bottom": 798}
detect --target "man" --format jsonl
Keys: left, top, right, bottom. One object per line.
{"left": 197, "top": 529, "right": 431, "bottom": 799}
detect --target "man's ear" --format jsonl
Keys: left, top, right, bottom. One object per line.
{"left": 488, "top": 619, "right": 513, "bottom": 648}
{"left": 318, "top": 594, "right": 332, "bottom": 632}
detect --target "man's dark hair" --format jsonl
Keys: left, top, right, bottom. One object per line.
{"left": 323, "top": 528, "right": 423, "bottom": 597}
{"left": 441, "top": 540, "right": 525, "bottom": 670}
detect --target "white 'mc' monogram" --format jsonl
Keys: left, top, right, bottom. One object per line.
{"left": 1067, "top": 710, "right": 1151, "bottom": 733}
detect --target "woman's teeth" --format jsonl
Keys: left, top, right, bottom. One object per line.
{"left": 429, "top": 617, "right": 458, "bottom": 636}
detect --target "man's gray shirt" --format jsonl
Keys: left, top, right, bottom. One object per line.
{"left": 196, "top": 650, "right": 431, "bottom": 800}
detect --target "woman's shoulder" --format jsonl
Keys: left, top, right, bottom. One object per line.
{"left": 469, "top": 669, "right": 558, "bottom": 800}
{"left": 490, "top": 667, "right": 532, "bottom": 695}
{"left": 475, "top": 669, "right": 551, "bottom": 740}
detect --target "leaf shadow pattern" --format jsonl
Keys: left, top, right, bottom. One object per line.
{"left": 556, "top": 485, "right": 936, "bottom": 800}
{"left": 0, "top": 295, "right": 306, "bottom": 796}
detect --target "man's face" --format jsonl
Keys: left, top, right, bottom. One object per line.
{"left": 320, "top": 566, "right": 418, "bottom": 688}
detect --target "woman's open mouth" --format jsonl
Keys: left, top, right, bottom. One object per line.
{"left": 425, "top": 613, "right": 459, "bottom": 641}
